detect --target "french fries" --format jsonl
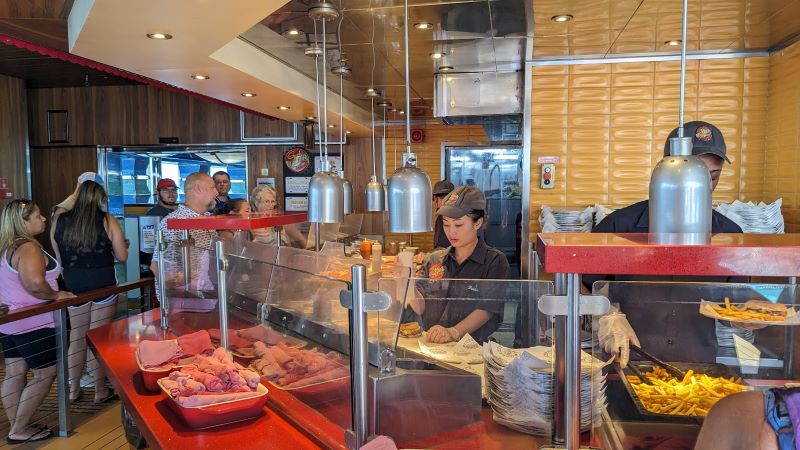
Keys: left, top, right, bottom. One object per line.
{"left": 626, "top": 366, "right": 745, "bottom": 417}
{"left": 709, "top": 297, "right": 787, "bottom": 323}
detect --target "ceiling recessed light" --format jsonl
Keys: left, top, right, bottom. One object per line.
{"left": 241, "top": 92, "right": 257, "bottom": 97}
{"left": 277, "top": 105, "right": 290, "bottom": 110}
{"left": 328, "top": 124, "right": 336, "bottom": 128}
{"left": 305, "top": 116, "right": 316, "bottom": 120}
{"left": 664, "top": 39, "right": 682, "bottom": 46}
{"left": 286, "top": 28, "right": 301, "bottom": 36}
{"left": 550, "top": 14, "right": 573, "bottom": 22}
{"left": 366, "top": 88, "right": 376, "bottom": 93}
{"left": 346, "top": 130, "right": 351, "bottom": 134}
{"left": 430, "top": 52, "right": 444, "bottom": 59}
{"left": 438, "top": 66, "right": 454, "bottom": 72}
{"left": 413, "top": 22, "right": 433, "bottom": 30}
{"left": 398, "top": 109, "right": 405, "bottom": 115}
{"left": 146, "top": 32, "right": 173, "bottom": 40}
{"left": 190, "top": 74, "right": 210, "bottom": 80}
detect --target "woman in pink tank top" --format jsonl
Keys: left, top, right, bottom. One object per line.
{"left": 0, "top": 200, "right": 75, "bottom": 444}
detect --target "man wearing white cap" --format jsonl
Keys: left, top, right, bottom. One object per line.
{"left": 49, "top": 172, "right": 106, "bottom": 251}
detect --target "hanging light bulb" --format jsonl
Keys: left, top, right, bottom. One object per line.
{"left": 387, "top": 0, "right": 432, "bottom": 233}
{"left": 307, "top": 4, "right": 344, "bottom": 224}
{"left": 364, "top": 4, "right": 385, "bottom": 212}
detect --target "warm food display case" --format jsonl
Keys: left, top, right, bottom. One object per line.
{"left": 537, "top": 232, "right": 800, "bottom": 450}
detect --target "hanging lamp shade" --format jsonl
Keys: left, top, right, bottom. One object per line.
{"left": 308, "top": 170, "right": 344, "bottom": 223}
{"left": 388, "top": 157, "right": 432, "bottom": 233}
{"left": 340, "top": 171, "right": 354, "bottom": 215}
{"left": 366, "top": 176, "right": 386, "bottom": 212}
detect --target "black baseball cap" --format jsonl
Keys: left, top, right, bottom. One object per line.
{"left": 432, "top": 180, "right": 455, "bottom": 196}
{"left": 663, "top": 121, "right": 730, "bottom": 163}
{"left": 436, "top": 185, "right": 486, "bottom": 218}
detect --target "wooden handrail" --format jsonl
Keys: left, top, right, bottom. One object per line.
{"left": 0, "top": 278, "right": 155, "bottom": 326}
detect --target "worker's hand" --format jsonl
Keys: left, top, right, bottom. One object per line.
{"left": 426, "top": 325, "right": 456, "bottom": 344}
{"left": 598, "top": 312, "right": 640, "bottom": 367}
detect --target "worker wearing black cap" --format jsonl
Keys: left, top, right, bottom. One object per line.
{"left": 432, "top": 180, "right": 455, "bottom": 249}
{"left": 588, "top": 121, "right": 745, "bottom": 366}
{"left": 408, "top": 186, "right": 509, "bottom": 344}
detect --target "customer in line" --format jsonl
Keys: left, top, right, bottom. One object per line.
{"left": 52, "top": 181, "right": 128, "bottom": 404}
{"left": 146, "top": 178, "right": 179, "bottom": 219}
{"left": 50, "top": 172, "right": 105, "bottom": 252}
{"left": 212, "top": 171, "right": 234, "bottom": 214}
{"left": 0, "top": 199, "right": 75, "bottom": 444}
{"left": 250, "top": 185, "right": 306, "bottom": 247}
{"left": 150, "top": 173, "right": 219, "bottom": 293}
{"left": 431, "top": 180, "right": 455, "bottom": 249}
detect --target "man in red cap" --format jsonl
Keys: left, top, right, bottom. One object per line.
{"left": 147, "top": 178, "right": 179, "bottom": 218}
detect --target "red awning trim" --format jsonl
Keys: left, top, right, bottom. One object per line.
{"left": 0, "top": 33, "right": 280, "bottom": 121}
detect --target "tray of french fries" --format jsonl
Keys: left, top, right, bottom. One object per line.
{"left": 699, "top": 298, "right": 800, "bottom": 326}
{"left": 617, "top": 362, "right": 747, "bottom": 421}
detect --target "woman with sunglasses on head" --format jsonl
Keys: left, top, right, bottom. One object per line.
{"left": 0, "top": 199, "right": 75, "bottom": 444}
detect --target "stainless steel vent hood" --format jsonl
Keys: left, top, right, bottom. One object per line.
{"left": 432, "top": 0, "right": 526, "bottom": 119}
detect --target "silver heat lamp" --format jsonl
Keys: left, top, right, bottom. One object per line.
{"left": 307, "top": 1, "right": 344, "bottom": 224}
{"left": 648, "top": 0, "right": 711, "bottom": 243}
{"left": 366, "top": 176, "right": 386, "bottom": 212}
{"left": 387, "top": 0, "right": 432, "bottom": 233}
{"left": 340, "top": 171, "right": 354, "bottom": 215}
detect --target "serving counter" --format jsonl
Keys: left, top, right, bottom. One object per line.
{"left": 104, "top": 212, "right": 800, "bottom": 450}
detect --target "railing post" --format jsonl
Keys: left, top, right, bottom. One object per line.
{"left": 552, "top": 273, "right": 566, "bottom": 445}
{"left": 180, "top": 229, "right": 192, "bottom": 291}
{"left": 156, "top": 230, "right": 169, "bottom": 330}
{"left": 54, "top": 308, "right": 71, "bottom": 437}
{"left": 215, "top": 241, "right": 229, "bottom": 350}
{"left": 347, "top": 264, "right": 368, "bottom": 449}
{"left": 564, "top": 273, "right": 582, "bottom": 450}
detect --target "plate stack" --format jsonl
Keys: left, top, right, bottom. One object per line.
{"left": 539, "top": 205, "right": 594, "bottom": 233}
{"left": 593, "top": 204, "right": 617, "bottom": 226}
{"left": 715, "top": 199, "right": 784, "bottom": 234}
{"left": 483, "top": 342, "right": 607, "bottom": 436}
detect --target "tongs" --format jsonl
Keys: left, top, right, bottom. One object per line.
{"left": 630, "top": 344, "right": 687, "bottom": 379}
{"left": 624, "top": 361, "right": 653, "bottom": 385}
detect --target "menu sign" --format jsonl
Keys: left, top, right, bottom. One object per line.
{"left": 285, "top": 196, "right": 308, "bottom": 212}
{"left": 285, "top": 177, "right": 311, "bottom": 194}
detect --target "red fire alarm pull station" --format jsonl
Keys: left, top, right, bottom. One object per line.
{"left": 0, "top": 178, "right": 13, "bottom": 199}
{"left": 410, "top": 129, "right": 425, "bottom": 143}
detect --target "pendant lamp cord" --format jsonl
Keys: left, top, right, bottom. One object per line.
{"left": 678, "top": 0, "right": 688, "bottom": 138}
{"left": 403, "top": 0, "right": 412, "bottom": 158}
{"left": 369, "top": 0, "right": 377, "bottom": 178}
{"left": 322, "top": 18, "right": 329, "bottom": 162}
{"left": 313, "top": 20, "right": 322, "bottom": 154}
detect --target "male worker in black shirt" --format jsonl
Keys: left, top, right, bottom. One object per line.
{"left": 432, "top": 180, "right": 455, "bottom": 248}
{"left": 589, "top": 121, "right": 745, "bottom": 365}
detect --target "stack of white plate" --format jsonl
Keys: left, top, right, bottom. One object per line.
{"left": 483, "top": 342, "right": 607, "bottom": 436}
{"left": 593, "top": 205, "right": 617, "bottom": 226}
{"left": 715, "top": 199, "right": 784, "bottom": 234}
{"left": 540, "top": 205, "right": 594, "bottom": 233}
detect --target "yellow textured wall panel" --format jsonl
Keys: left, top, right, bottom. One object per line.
{"left": 530, "top": 56, "right": 771, "bottom": 235}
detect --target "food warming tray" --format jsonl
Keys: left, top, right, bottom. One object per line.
{"left": 157, "top": 379, "right": 269, "bottom": 429}
{"left": 616, "top": 361, "right": 742, "bottom": 423}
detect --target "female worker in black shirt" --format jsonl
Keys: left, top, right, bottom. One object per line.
{"left": 409, "top": 185, "right": 509, "bottom": 343}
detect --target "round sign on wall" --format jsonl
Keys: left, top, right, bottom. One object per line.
{"left": 284, "top": 147, "right": 311, "bottom": 174}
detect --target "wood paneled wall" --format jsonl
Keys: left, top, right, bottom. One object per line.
{"left": 29, "top": 146, "right": 97, "bottom": 251}
{"left": 0, "top": 74, "right": 29, "bottom": 203}
{"left": 529, "top": 57, "right": 771, "bottom": 236}
{"left": 766, "top": 41, "right": 800, "bottom": 232}
{"left": 27, "top": 85, "right": 247, "bottom": 146}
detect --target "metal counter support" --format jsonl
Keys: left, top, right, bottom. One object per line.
{"left": 215, "top": 241, "right": 229, "bottom": 350}
{"left": 156, "top": 230, "right": 169, "bottom": 330}
{"left": 348, "top": 264, "right": 369, "bottom": 449}
{"left": 180, "top": 230, "right": 192, "bottom": 291}
{"left": 565, "top": 273, "right": 582, "bottom": 450}
{"left": 553, "top": 273, "right": 567, "bottom": 444}
{"left": 54, "top": 308, "right": 71, "bottom": 437}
